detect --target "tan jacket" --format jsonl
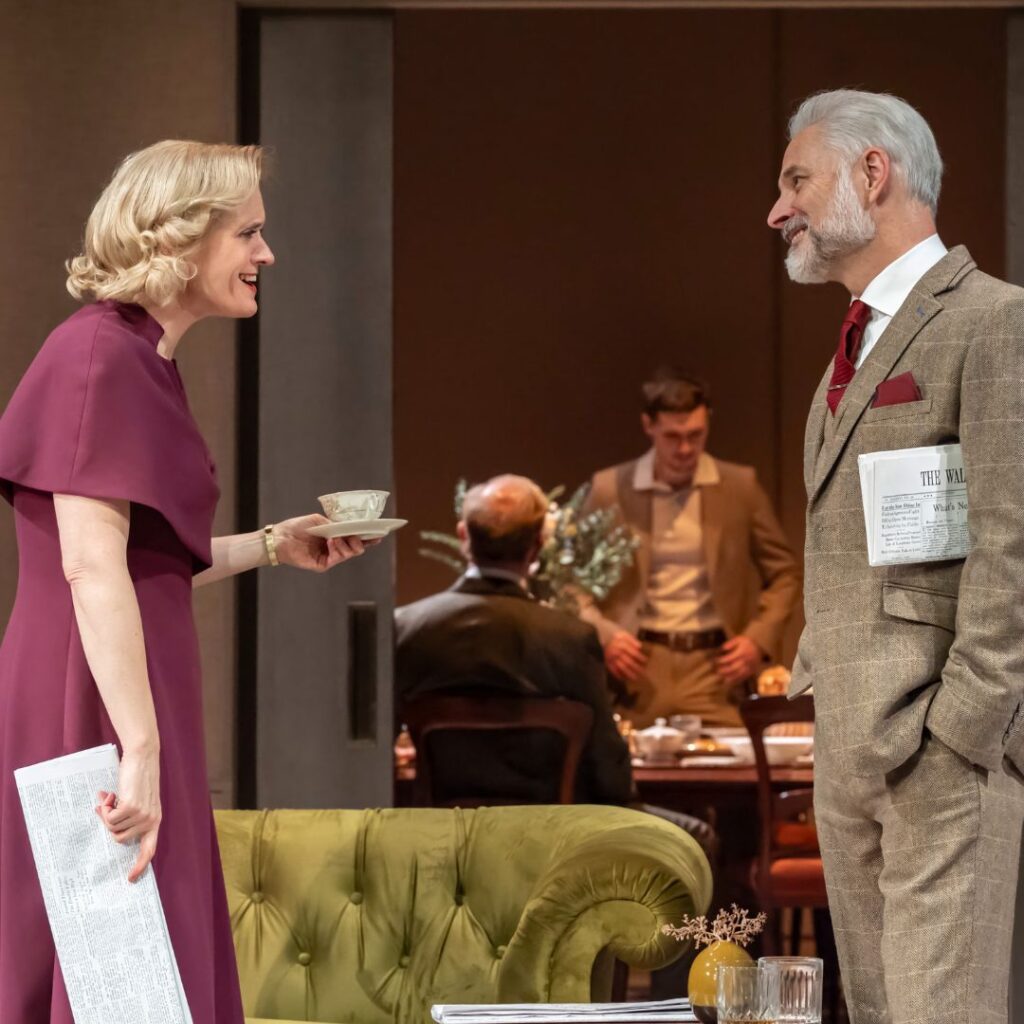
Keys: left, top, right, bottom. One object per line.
{"left": 581, "top": 455, "right": 801, "bottom": 662}
{"left": 793, "top": 245, "right": 1024, "bottom": 777}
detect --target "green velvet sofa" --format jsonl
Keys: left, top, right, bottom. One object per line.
{"left": 215, "top": 805, "right": 712, "bottom": 1024}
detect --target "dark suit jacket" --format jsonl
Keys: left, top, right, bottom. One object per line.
{"left": 394, "top": 573, "right": 633, "bottom": 805}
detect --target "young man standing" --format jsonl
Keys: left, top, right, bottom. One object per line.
{"left": 581, "top": 369, "right": 801, "bottom": 727}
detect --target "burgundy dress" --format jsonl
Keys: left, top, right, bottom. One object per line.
{"left": 0, "top": 301, "right": 244, "bottom": 1022}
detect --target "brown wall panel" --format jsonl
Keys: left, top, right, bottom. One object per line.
{"left": 394, "top": 9, "right": 779, "bottom": 604}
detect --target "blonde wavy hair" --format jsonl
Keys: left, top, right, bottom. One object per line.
{"left": 66, "top": 140, "right": 264, "bottom": 306}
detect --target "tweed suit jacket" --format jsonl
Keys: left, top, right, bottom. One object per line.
{"left": 580, "top": 456, "right": 801, "bottom": 661}
{"left": 792, "top": 245, "right": 1024, "bottom": 777}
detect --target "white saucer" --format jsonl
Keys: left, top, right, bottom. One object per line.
{"left": 307, "top": 518, "right": 407, "bottom": 540}
{"left": 680, "top": 755, "right": 740, "bottom": 768}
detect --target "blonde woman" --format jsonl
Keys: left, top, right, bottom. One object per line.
{"left": 0, "top": 141, "right": 371, "bottom": 1021}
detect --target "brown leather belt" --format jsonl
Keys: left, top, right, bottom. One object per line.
{"left": 637, "top": 627, "right": 727, "bottom": 653}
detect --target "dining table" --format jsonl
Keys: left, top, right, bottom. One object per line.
{"left": 633, "top": 754, "right": 814, "bottom": 916}
{"left": 632, "top": 757, "right": 812, "bottom": 821}
{"left": 394, "top": 754, "right": 813, "bottom": 810}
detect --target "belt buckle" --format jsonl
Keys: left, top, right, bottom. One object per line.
{"left": 673, "top": 632, "right": 694, "bottom": 653}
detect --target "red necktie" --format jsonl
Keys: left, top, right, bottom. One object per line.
{"left": 826, "top": 299, "right": 872, "bottom": 415}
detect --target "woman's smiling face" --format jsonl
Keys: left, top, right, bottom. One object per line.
{"left": 185, "top": 189, "right": 274, "bottom": 319}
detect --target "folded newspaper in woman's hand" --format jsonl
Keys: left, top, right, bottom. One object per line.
{"left": 858, "top": 444, "right": 968, "bottom": 567}
{"left": 432, "top": 999, "right": 696, "bottom": 1023}
{"left": 14, "top": 744, "right": 192, "bottom": 1024}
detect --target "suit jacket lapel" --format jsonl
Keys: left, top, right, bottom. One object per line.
{"left": 701, "top": 476, "right": 724, "bottom": 584}
{"left": 615, "top": 461, "right": 652, "bottom": 584}
{"left": 809, "top": 246, "right": 975, "bottom": 503}
{"left": 805, "top": 364, "right": 831, "bottom": 496}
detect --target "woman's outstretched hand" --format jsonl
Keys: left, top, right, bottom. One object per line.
{"left": 96, "top": 747, "right": 161, "bottom": 883}
{"left": 271, "top": 514, "right": 381, "bottom": 572}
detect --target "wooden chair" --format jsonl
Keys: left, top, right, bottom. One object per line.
{"left": 403, "top": 694, "right": 594, "bottom": 808}
{"left": 740, "top": 695, "right": 840, "bottom": 1016}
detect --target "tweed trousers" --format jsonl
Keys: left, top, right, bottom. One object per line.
{"left": 815, "top": 732, "right": 1024, "bottom": 1024}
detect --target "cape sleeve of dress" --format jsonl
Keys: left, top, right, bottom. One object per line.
{"left": 0, "top": 305, "right": 218, "bottom": 569}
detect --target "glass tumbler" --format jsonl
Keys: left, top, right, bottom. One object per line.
{"left": 716, "top": 964, "right": 780, "bottom": 1024}
{"left": 668, "top": 714, "right": 702, "bottom": 742}
{"left": 758, "top": 957, "right": 823, "bottom": 1024}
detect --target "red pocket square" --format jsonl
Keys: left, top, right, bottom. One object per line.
{"left": 872, "top": 372, "right": 923, "bottom": 408}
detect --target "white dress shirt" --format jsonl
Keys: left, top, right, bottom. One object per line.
{"left": 465, "top": 564, "right": 529, "bottom": 591}
{"left": 633, "top": 449, "right": 723, "bottom": 633}
{"left": 854, "top": 234, "right": 948, "bottom": 368}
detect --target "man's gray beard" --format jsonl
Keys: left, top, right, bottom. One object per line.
{"left": 785, "top": 167, "right": 877, "bottom": 284}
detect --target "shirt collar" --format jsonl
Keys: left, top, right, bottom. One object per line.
{"left": 465, "top": 563, "right": 529, "bottom": 589}
{"left": 633, "top": 449, "right": 720, "bottom": 493}
{"left": 858, "top": 234, "right": 948, "bottom": 318}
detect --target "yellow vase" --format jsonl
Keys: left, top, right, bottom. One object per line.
{"left": 687, "top": 940, "right": 753, "bottom": 1024}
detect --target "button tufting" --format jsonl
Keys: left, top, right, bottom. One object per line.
{"left": 495, "top": 945, "right": 507, "bottom": 958}
{"left": 399, "top": 955, "right": 411, "bottom": 968}
{"left": 454, "top": 893, "right": 464, "bottom": 906}
{"left": 251, "top": 891, "right": 264, "bottom": 904}
{"left": 349, "top": 891, "right": 364, "bottom": 905}
{"left": 298, "top": 952, "right": 312, "bottom": 966}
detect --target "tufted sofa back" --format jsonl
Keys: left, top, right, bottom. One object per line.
{"left": 215, "top": 805, "right": 711, "bottom": 1024}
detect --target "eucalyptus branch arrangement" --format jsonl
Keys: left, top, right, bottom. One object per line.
{"left": 419, "top": 479, "right": 639, "bottom": 614}
{"left": 661, "top": 904, "right": 767, "bottom": 949}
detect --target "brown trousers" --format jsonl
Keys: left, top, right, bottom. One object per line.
{"left": 619, "top": 642, "right": 744, "bottom": 728}
{"left": 815, "top": 732, "right": 1024, "bottom": 1024}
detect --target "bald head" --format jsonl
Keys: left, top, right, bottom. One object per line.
{"left": 461, "top": 474, "right": 548, "bottom": 568}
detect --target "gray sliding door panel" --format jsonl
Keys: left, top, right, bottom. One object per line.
{"left": 255, "top": 13, "right": 393, "bottom": 808}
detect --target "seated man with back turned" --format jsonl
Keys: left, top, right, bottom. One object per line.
{"left": 394, "top": 474, "right": 632, "bottom": 805}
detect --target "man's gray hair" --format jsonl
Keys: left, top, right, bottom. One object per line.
{"left": 789, "top": 89, "right": 943, "bottom": 216}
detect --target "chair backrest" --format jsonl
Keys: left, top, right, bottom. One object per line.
{"left": 739, "top": 695, "right": 817, "bottom": 877}
{"left": 403, "top": 694, "right": 594, "bottom": 807}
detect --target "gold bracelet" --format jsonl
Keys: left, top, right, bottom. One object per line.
{"left": 263, "top": 524, "right": 279, "bottom": 566}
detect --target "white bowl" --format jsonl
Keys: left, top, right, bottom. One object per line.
{"left": 764, "top": 736, "right": 814, "bottom": 765}
{"left": 709, "top": 730, "right": 814, "bottom": 766}
{"left": 718, "top": 734, "right": 753, "bottom": 763}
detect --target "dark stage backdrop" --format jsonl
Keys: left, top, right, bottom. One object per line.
{"left": 392, "top": 7, "right": 1007, "bottom": 662}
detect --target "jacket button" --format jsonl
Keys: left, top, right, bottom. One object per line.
{"left": 350, "top": 891, "right": 364, "bottom": 905}
{"left": 251, "top": 892, "right": 264, "bottom": 904}
{"left": 298, "top": 952, "right": 312, "bottom": 966}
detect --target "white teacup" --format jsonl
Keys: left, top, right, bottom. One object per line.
{"left": 318, "top": 490, "right": 389, "bottom": 522}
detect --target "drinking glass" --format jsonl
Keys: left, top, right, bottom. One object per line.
{"left": 668, "top": 714, "right": 702, "bottom": 742}
{"left": 758, "top": 957, "right": 823, "bottom": 1024}
{"left": 716, "top": 964, "right": 780, "bottom": 1024}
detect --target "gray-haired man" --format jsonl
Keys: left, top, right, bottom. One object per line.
{"left": 768, "top": 89, "right": 1024, "bottom": 1024}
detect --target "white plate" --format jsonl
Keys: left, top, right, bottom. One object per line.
{"left": 680, "top": 755, "right": 740, "bottom": 768}
{"left": 307, "top": 517, "right": 407, "bottom": 539}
